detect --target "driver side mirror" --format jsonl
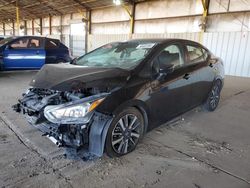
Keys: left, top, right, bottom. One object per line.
{"left": 157, "top": 63, "right": 175, "bottom": 80}
{"left": 160, "top": 63, "right": 174, "bottom": 74}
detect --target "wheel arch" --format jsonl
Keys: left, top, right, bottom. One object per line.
{"left": 88, "top": 99, "right": 150, "bottom": 157}
{"left": 112, "top": 99, "right": 149, "bottom": 134}
{"left": 213, "top": 76, "right": 224, "bottom": 90}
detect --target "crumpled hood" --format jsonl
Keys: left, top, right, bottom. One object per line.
{"left": 30, "top": 64, "right": 130, "bottom": 91}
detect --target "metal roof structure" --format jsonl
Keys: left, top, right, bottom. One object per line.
{"left": 0, "top": 0, "right": 142, "bottom": 22}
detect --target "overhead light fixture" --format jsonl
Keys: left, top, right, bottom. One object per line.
{"left": 113, "top": 0, "right": 121, "bottom": 6}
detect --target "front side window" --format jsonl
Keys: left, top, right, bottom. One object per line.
{"left": 10, "top": 38, "right": 29, "bottom": 49}
{"left": 74, "top": 41, "right": 156, "bottom": 70}
{"left": 186, "top": 45, "right": 206, "bottom": 64}
{"left": 28, "top": 38, "right": 42, "bottom": 48}
{"left": 152, "top": 44, "right": 183, "bottom": 74}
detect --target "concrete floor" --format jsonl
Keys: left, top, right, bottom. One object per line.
{"left": 0, "top": 71, "right": 250, "bottom": 188}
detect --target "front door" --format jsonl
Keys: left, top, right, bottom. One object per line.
{"left": 149, "top": 44, "right": 192, "bottom": 127}
{"left": 3, "top": 37, "right": 45, "bottom": 70}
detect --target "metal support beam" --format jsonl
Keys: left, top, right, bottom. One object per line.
{"left": 72, "top": 0, "right": 89, "bottom": 10}
{"left": 32, "top": 19, "right": 34, "bottom": 35}
{"left": 39, "top": 18, "right": 42, "bottom": 35}
{"left": 49, "top": 15, "right": 52, "bottom": 35}
{"left": 12, "top": 20, "right": 15, "bottom": 36}
{"left": 24, "top": 20, "right": 27, "bottom": 35}
{"left": 37, "top": 0, "right": 63, "bottom": 15}
{"left": 85, "top": 10, "right": 91, "bottom": 53}
{"left": 121, "top": 3, "right": 136, "bottom": 37}
{"left": 16, "top": 0, "right": 20, "bottom": 35}
{"left": 3, "top": 23, "right": 5, "bottom": 36}
{"left": 88, "top": 10, "right": 91, "bottom": 35}
{"left": 1, "top": 0, "right": 37, "bottom": 21}
{"left": 60, "top": 15, "right": 63, "bottom": 41}
{"left": 199, "top": 0, "right": 210, "bottom": 42}
{"left": 200, "top": 0, "right": 210, "bottom": 31}
{"left": 130, "top": 1, "right": 135, "bottom": 34}
{"left": 227, "top": 0, "right": 231, "bottom": 12}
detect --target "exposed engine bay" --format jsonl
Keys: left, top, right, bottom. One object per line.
{"left": 13, "top": 87, "right": 112, "bottom": 154}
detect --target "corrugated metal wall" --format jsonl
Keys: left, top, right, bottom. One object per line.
{"left": 88, "top": 31, "right": 250, "bottom": 77}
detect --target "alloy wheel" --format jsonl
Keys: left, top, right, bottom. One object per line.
{"left": 209, "top": 84, "right": 220, "bottom": 109}
{"left": 111, "top": 114, "right": 141, "bottom": 155}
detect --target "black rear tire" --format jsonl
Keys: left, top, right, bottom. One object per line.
{"left": 203, "top": 80, "right": 222, "bottom": 111}
{"left": 105, "top": 107, "right": 144, "bottom": 158}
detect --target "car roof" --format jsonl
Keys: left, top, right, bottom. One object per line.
{"left": 124, "top": 38, "right": 208, "bottom": 50}
{"left": 9, "top": 36, "right": 60, "bottom": 41}
{"left": 125, "top": 38, "right": 200, "bottom": 44}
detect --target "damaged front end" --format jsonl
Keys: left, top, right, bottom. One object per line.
{"left": 13, "top": 87, "right": 113, "bottom": 157}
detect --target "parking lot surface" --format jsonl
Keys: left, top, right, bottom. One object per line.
{"left": 0, "top": 71, "right": 250, "bottom": 188}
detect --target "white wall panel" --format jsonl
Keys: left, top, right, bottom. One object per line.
{"left": 70, "top": 35, "right": 85, "bottom": 57}
{"left": 92, "top": 7, "right": 130, "bottom": 23}
{"left": 207, "top": 13, "right": 250, "bottom": 32}
{"left": 88, "top": 34, "right": 129, "bottom": 51}
{"left": 91, "top": 22, "right": 130, "bottom": 34}
{"left": 135, "top": 16, "right": 201, "bottom": 33}
{"left": 62, "top": 14, "right": 71, "bottom": 26}
{"left": 135, "top": 0, "right": 203, "bottom": 19}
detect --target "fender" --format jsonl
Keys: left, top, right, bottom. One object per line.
{"left": 88, "top": 112, "right": 113, "bottom": 157}
{"left": 112, "top": 99, "right": 150, "bottom": 134}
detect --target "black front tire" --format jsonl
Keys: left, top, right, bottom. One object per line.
{"left": 204, "top": 80, "right": 222, "bottom": 111}
{"left": 105, "top": 107, "right": 144, "bottom": 158}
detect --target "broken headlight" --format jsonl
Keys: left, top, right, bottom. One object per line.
{"left": 44, "top": 96, "right": 105, "bottom": 124}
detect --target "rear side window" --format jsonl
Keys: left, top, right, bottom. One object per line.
{"left": 45, "top": 40, "right": 59, "bottom": 49}
{"left": 186, "top": 45, "right": 206, "bottom": 64}
{"left": 10, "top": 38, "right": 29, "bottom": 49}
{"left": 28, "top": 38, "right": 42, "bottom": 48}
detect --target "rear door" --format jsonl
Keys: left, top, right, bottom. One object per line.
{"left": 184, "top": 43, "right": 215, "bottom": 106}
{"left": 45, "top": 39, "right": 68, "bottom": 64}
{"left": 3, "top": 37, "right": 45, "bottom": 70}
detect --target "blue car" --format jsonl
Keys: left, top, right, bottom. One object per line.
{"left": 0, "top": 36, "right": 72, "bottom": 71}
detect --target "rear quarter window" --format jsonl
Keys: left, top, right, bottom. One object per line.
{"left": 45, "top": 39, "right": 59, "bottom": 49}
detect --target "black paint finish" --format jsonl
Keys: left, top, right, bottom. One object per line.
{"left": 29, "top": 38, "right": 225, "bottom": 131}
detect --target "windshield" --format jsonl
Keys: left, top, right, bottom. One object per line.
{"left": 75, "top": 41, "right": 156, "bottom": 69}
{"left": 0, "top": 37, "right": 15, "bottom": 46}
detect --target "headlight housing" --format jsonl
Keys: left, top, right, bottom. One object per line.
{"left": 44, "top": 94, "right": 106, "bottom": 124}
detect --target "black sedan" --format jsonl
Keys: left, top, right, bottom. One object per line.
{"left": 14, "top": 39, "right": 224, "bottom": 157}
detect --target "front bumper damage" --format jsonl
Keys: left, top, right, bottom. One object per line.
{"left": 13, "top": 88, "right": 113, "bottom": 157}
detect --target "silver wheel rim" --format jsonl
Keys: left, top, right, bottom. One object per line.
{"left": 210, "top": 84, "right": 220, "bottom": 109}
{"left": 111, "top": 114, "right": 141, "bottom": 154}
